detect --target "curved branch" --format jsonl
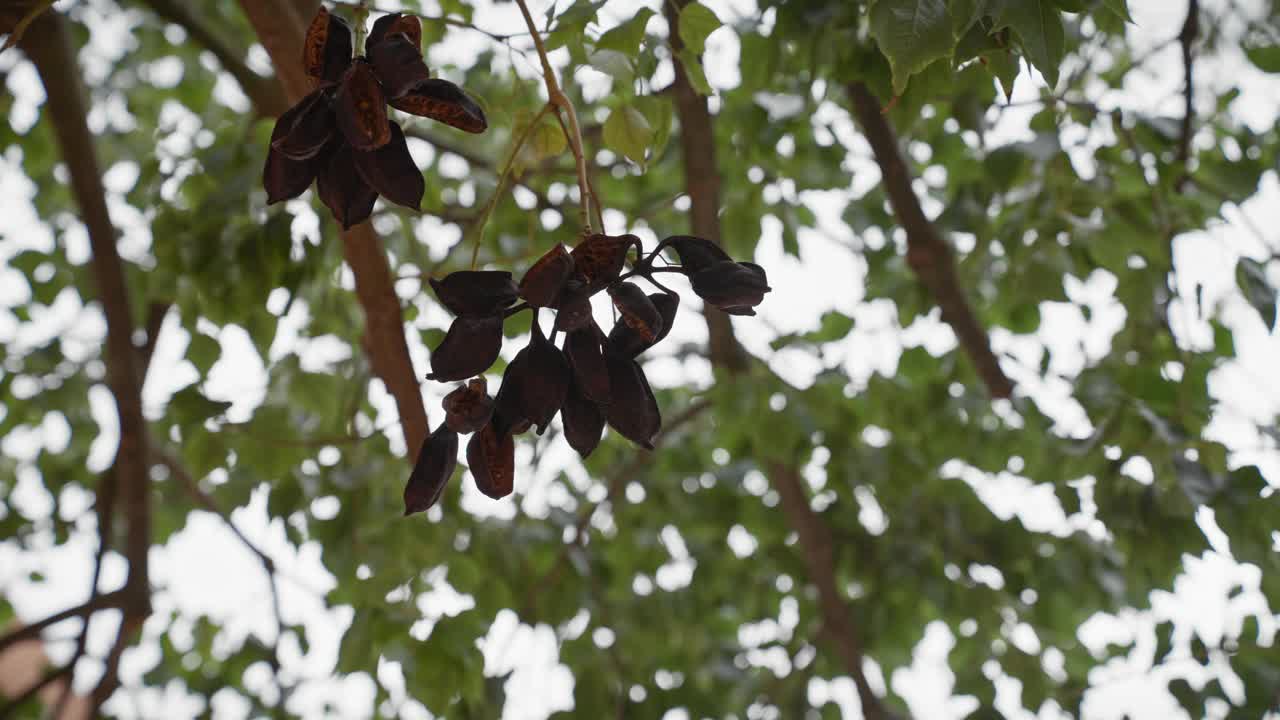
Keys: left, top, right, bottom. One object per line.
{"left": 664, "top": 0, "right": 748, "bottom": 372}
{"left": 847, "top": 82, "right": 1014, "bottom": 399}
{"left": 139, "top": 0, "right": 289, "bottom": 116}
{"left": 239, "top": 0, "right": 430, "bottom": 454}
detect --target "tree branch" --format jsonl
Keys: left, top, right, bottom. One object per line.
{"left": 665, "top": 0, "right": 749, "bottom": 372}
{"left": 23, "top": 3, "right": 152, "bottom": 609}
{"left": 846, "top": 82, "right": 1014, "bottom": 399}
{"left": 139, "top": 0, "right": 289, "bottom": 117}
{"left": 1175, "top": 0, "right": 1199, "bottom": 189}
{"left": 768, "top": 462, "right": 901, "bottom": 720}
{"left": 240, "top": 0, "right": 430, "bottom": 454}
{"left": 0, "top": 591, "right": 129, "bottom": 656}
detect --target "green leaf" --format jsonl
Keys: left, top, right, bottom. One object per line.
{"left": 995, "top": 0, "right": 1065, "bottom": 87}
{"left": 1244, "top": 45, "right": 1280, "bottom": 73}
{"left": 596, "top": 8, "right": 654, "bottom": 56}
{"left": 531, "top": 120, "right": 567, "bottom": 162}
{"left": 587, "top": 48, "right": 634, "bottom": 82}
{"left": 634, "top": 95, "right": 673, "bottom": 160}
{"left": 868, "top": 0, "right": 956, "bottom": 95}
{"left": 1235, "top": 258, "right": 1277, "bottom": 329}
{"left": 603, "top": 106, "right": 653, "bottom": 168}
{"left": 1100, "top": 0, "right": 1134, "bottom": 23}
{"left": 677, "top": 48, "right": 712, "bottom": 95}
{"left": 187, "top": 332, "right": 220, "bottom": 375}
{"left": 677, "top": 2, "right": 722, "bottom": 55}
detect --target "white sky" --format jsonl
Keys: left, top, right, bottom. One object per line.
{"left": 1, "top": 0, "right": 1279, "bottom": 718}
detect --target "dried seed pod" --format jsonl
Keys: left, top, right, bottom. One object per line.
{"left": 608, "top": 282, "right": 664, "bottom": 343}
{"left": 518, "top": 244, "right": 574, "bottom": 307}
{"left": 661, "top": 235, "right": 731, "bottom": 274}
{"left": 468, "top": 422, "right": 514, "bottom": 499}
{"left": 690, "top": 260, "right": 771, "bottom": 316}
{"left": 270, "top": 88, "right": 335, "bottom": 161}
{"left": 570, "top": 233, "right": 638, "bottom": 293}
{"left": 442, "top": 378, "right": 494, "bottom": 434}
{"left": 391, "top": 78, "right": 488, "bottom": 134}
{"left": 403, "top": 424, "right": 458, "bottom": 515}
{"left": 517, "top": 320, "right": 570, "bottom": 435}
{"left": 604, "top": 351, "right": 661, "bottom": 450}
{"left": 368, "top": 12, "right": 422, "bottom": 53}
{"left": 427, "top": 314, "right": 503, "bottom": 381}
{"left": 316, "top": 144, "right": 378, "bottom": 229}
{"left": 264, "top": 105, "right": 328, "bottom": 205}
{"left": 649, "top": 292, "right": 680, "bottom": 346}
{"left": 606, "top": 291, "right": 677, "bottom": 358}
{"left": 492, "top": 348, "right": 530, "bottom": 436}
{"left": 563, "top": 326, "right": 610, "bottom": 404}
{"left": 303, "top": 6, "right": 353, "bottom": 84}
{"left": 553, "top": 287, "right": 592, "bottom": 333}
{"left": 335, "top": 60, "right": 392, "bottom": 151}
{"left": 352, "top": 122, "right": 423, "bottom": 210}
{"left": 367, "top": 32, "right": 430, "bottom": 99}
{"left": 429, "top": 271, "right": 518, "bottom": 317}
{"left": 561, "top": 378, "right": 605, "bottom": 458}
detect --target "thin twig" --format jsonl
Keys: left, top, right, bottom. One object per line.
{"left": 0, "top": 0, "right": 54, "bottom": 52}
{"left": 1175, "top": 0, "right": 1200, "bottom": 190}
{"left": 511, "top": 0, "right": 594, "bottom": 234}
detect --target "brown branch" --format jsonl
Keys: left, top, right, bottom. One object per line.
{"left": 0, "top": 662, "right": 71, "bottom": 717}
{"left": 768, "top": 462, "right": 901, "bottom": 720}
{"left": 23, "top": 5, "right": 152, "bottom": 608}
{"left": 139, "top": 0, "right": 289, "bottom": 117}
{"left": 665, "top": 0, "right": 748, "bottom": 372}
{"left": 0, "top": 591, "right": 129, "bottom": 655}
{"left": 846, "top": 82, "right": 1014, "bottom": 399}
{"left": 1175, "top": 0, "right": 1199, "bottom": 189}
{"left": 240, "top": 0, "right": 430, "bottom": 454}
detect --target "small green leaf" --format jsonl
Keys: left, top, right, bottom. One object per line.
{"left": 1235, "top": 258, "right": 1277, "bottom": 329}
{"left": 587, "top": 48, "right": 634, "bottom": 82}
{"left": 677, "top": 48, "right": 712, "bottom": 95}
{"left": 677, "top": 2, "right": 722, "bottom": 55}
{"left": 603, "top": 106, "right": 653, "bottom": 168}
{"left": 1100, "top": 0, "right": 1134, "bottom": 22}
{"left": 596, "top": 8, "right": 654, "bottom": 56}
{"left": 634, "top": 95, "right": 673, "bottom": 159}
{"left": 996, "top": 0, "right": 1065, "bottom": 88}
{"left": 531, "top": 120, "right": 567, "bottom": 161}
{"left": 868, "top": 0, "right": 956, "bottom": 95}
{"left": 1244, "top": 45, "right": 1280, "bottom": 73}
{"left": 187, "top": 332, "right": 220, "bottom": 375}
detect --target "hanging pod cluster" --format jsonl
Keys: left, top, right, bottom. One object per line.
{"left": 404, "top": 233, "right": 771, "bottom": 515}
{"left": 263, "top": 7, "right": 488, "bottom": 228}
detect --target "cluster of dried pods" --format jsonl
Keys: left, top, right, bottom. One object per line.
{"left": 258, "top": 7, "right": 771, "bottom": 514}
{"left": 404, "top": 233, "right": 771, "bottom": 514}
{"left": 263, "top": 8, "right": 487, "bottom": 228}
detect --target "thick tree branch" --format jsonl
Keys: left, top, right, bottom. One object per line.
{"left": 846, "top": 82, "right": 1014, "bottom": 399}
{"left": 665, "top": 0, "right": 748, "bottom": 372}
{"left": 768, "top": 462, "right": 900, "bottom": 720}
{"left": 139, "top": 0, "right": 289, "bottom": 117}
{"left": 23, "top": 8, "right": 152, "bottom": 609}
{"left": 0, "top": 591, "right": 128, "bottom": 656}
{"left": 240, "top": 0, "right": 429, "bottom": 453}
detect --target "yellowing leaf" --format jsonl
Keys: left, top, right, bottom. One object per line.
{"left": 602, "top": 106, "right": 653, "bottom": 168}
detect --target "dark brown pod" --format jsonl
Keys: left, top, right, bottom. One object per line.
{"left": 570, "top": 233, "right": 638, "bottom": 293}
{"left": 553, "top": 287, "right": 592, "bottom": 332}
{"left": 270, "top": 88, "right": 335, "bottom": 161}
{"left": 442, "top": 378, "right": 494, "bottom": 434}
{"left": 563, "top": 326, "right": 610, "bottom": 403}
{"left": 609, "top": 291, "right": 678, "bottom": 357}
{"left": 561, "top": 378, "right": 605, "bottom": 458}
{"left": 661, "top": 235, "right": 731, "bottom": 274}
{"left": 492, "top": 348, "right": 529, "bottom": 436}
{"left": 316, "top": 144, "right": 378, "bottom": 229}
{"left": 303, "top": 7, "right": 353, "bottom": 84}
{"left": 690, "top": 260, "right": 771, "bottom": 316}
{"left": 335, "top": 60, "right": 392, "bottom": 151}
{"left": 263, "top": 146, "right": 321, "bottom": 205}
{"left": 517, "top": 320, "right": 571, "bottom": 435}
{"left": 605, "top": 351, "right": 661, "bottom": 450}
{"left": 518, "top": 244, "right": 574, "bottom": 307}
{"left": 368, "top": 12, "right": 422, "bottom": 53}
{"left": 608, "top": 282, "right": 664, "bottom": 343}
{"left": 429, "top": 271, "right": 518, "bottom": 317}
{"left": 391, "top": 78, "right": 488, "bottom": 134}
{"left": 427, "top": 313, "right": 503, "bottom": 381}
{"left": 367, "top": 32, "right": 431, "bottom": 99}
{"left": 650, "top": 292, "right": 680, "bottom": 345}
{"left": 352, "top": 122, "right": 423, "bottom": 210}
{"left": 467, "top": 422, "right": 514, "bottom": 499}
{"left": 403, "top": 424, "right": 458, "bottom": 515}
